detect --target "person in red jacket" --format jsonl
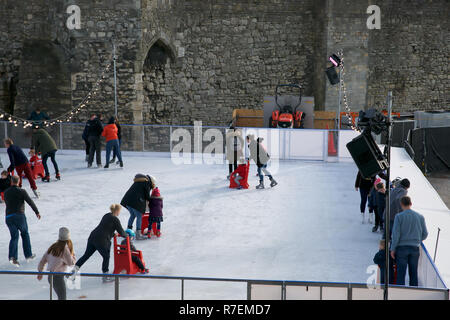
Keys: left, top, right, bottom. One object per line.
{"left": 101, "top": 117, "right": 123, "bottom": 168}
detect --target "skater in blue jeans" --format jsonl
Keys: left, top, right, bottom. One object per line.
{"left": 120, "top": 173, "right": 154, "bottom": 240}
{"left": 4, "top": 175, "right": 41, "bottom": 267}
{"left": 246, "top": 135, "right": 277, "bottom": 189}
{"left": 390, "top": 196, "right": 428, "bottom": 286}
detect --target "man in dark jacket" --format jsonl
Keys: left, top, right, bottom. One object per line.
{"left": 85, "top": 114, "right": 103, "bottom": 168}
{"left": 32, "top": 128, "right": 59, "bottom": 181}
{"left": 4, "top": 138, "right": 38, "bottom": 198}
{"left": 4, "top": 175, "right": 41, "bottom": 266}
{"left": 74, "top": 204, "right": 128, "bottom": 281}
{"left": 121, "top": 174, "right": 153, "bottom": 240}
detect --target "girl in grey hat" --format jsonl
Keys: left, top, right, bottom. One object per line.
{"left": 37, "top": 227, "right": 76, "bottom": 300}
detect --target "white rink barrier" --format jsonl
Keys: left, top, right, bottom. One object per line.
{"left": 248, "top": 281, "right": 449, "bottom": 300}
{"left": 418, "top": 243, "right": 447, "bottom": 289}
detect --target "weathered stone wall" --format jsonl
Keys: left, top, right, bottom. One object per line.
{"left": 367, "top": 0, "right": 449, "bottom": 112}
{"left": 0, "top": 0, "right": 448, "bottom": 135}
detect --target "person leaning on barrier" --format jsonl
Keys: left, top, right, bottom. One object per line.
{"left": 390, "top": 196, "right": 428, "bottom": 287}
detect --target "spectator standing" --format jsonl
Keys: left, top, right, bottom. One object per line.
{"left": 85, "top": 114, "right": 103, "bottom": 168}
{"left": 391, "top": 196, "right": 428, "bottom": 286}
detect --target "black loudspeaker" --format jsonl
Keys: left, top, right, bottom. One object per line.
{"left": 346, "top": 133, "right": 389, "bottom": 178}
{"left": 325, "top": 66, "right": 339, "bottom": 85}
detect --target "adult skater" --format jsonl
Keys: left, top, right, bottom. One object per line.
{"left": 102, "top": 116, "right": 123, "bottom": 168}
{"left": 391, "top": 196, "right": 428, "bottom": 286}
{"left": 225, "top": 126, "right": 244, "bottom": 180}
{"left": 4, "top": 175, "right": 41, "bottom": 266}
{"left": 110, "top": 117, "right": 122, "bottom": 164}
{"left": 120, "top": 174, "right": 154, "bottom": 240}
{"left": 31, "top": 127, "right": 60, "bottom": 182}
{"left": 246, "top": 135, "right": 277, "bottom": 189}
{"left": 4, "top": 138, "right": 39, "bottom": 198}
{"left": 37, "top": 227, "right": 76, "bottom": 300}
{"left": 72, "top": 204, "right": 128, "bottom": 282}
{"left": 85, "top": 114, "right": 103, "bottom": 168}
{"left": 355, "top": 171, "right": 375, "bottom": 222}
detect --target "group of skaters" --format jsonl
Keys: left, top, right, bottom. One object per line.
{"left": 226, "top": 126, "right": 277, "bottom": 190}
{"left": 356, "top": 172, "right": 428, "bottom": 286}
{"left": 82, "top": 113, "right": 123, "bottom": 168}
{"left": 3, "top": 168, "right": 163, "bottom": 299}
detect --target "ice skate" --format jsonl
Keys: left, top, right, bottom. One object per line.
{"left": 26, "top": 254, "right": 36, "bottom": 263}
{"left": 269, "top": 178, "right": 278, "bottom": 188}
{"left": 9, "top": 258, "right": 20, "bottom": 267}
{"left": 372, "top": 225, "right": 379, "bottom": 233}
{"left": 87, "top": 163, "right": 92, "bottom": 168}
{"left": 256, "top": 181, "right": 264, "bottom": 189}
{"left": 104, "top": 164, "right": 109, "bottom": 169}
{"left": 55, "top": 172, "right": 61, "bottom": 180}
{"left": 119, "top": 161, "right": 123, "bottom": 168}
{"left": 135, "top": 230, "right": 147, "bottom": 240}
{"left": 67, "top": 265, "right": 80, "bottom": 280}
{"left": 102, "top": 272, "right": 115, "bottom": 283}
{"left": 42, "top": 175, "right": 50, "bottom": 182}
{"left": 109, "top": 158, "right": 116, "bottom": 164}
{"left": 32, "top": 189, "right": 39, "bottom": 199}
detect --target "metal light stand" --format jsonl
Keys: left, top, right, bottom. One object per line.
{"left": 384, "top": 91, "right": 393, "bottom": 300}
{"left": 113, "top": 40, "right": 118, "bottom": 118}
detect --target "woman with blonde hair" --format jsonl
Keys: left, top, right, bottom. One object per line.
{"left": 72, "top": 204, "right": 128, "bottom": 282}
{"left": 37, "top": 227, "right": 75, "bottom": 300}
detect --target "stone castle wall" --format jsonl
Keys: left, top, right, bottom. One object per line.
{"left": 0, "top": 0, "right": 447, "bottom": 134}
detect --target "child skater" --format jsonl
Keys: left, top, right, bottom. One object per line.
{"left": 148, "top": 178, "right": 163, "bottom": 238}
{"left": 28, "top": 148, "right": 38, "bottom": 170}
{"left": 230, "top": 159, "right": 250, "bottom": 189}
{"left": 121, "top": 229, "right": 149, "bottom": 274}
{"left": 0, "top": 170, "right": 11, "bottom": 202}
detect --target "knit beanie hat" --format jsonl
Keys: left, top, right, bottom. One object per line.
{"left": 400, "top": 178, "right": 410, "bottom": 188}
{"left": 147, "top": 175, "right": 157, "bottom": 188}
{"left": 151, "top": 187, "right": 160, "bottom": 197}
{"left": 58, "top": 227, "right": 70, "bottom": 241}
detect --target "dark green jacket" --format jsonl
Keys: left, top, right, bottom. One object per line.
{"left": 32, "top": 129, "right": 58, "bottom": 156}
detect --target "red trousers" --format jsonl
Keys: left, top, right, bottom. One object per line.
{"left": 15, "top": 163, "right": 37, "bottom": 190}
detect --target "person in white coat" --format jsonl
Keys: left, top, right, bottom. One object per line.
{"left": 225, "top": 126, "right": 244, "bottom": 179}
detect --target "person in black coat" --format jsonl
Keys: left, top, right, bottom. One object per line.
{"left": 373, "top": 240, "right": 395, "bottom": 285}
{"left": 73, "top": 204, "right": 128, "bottom": 280}
{"left": 4, "top": 175, "right": 41, "bottom": 266}
{"left": 120, "top": 174, "right": 154, "bottom": 239}
{"left": 85, "top": 114, "right": 103, "bottom": 168}
{"left": 0, "top": 170, "right": 12, "bottom": 201}
{"left": 355, "top": 171, "right": 376, "bottom": 216}
{"left": 373, "top": 182, "right": 386, "bottom": 232}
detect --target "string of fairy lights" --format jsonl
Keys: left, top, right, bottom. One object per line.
{"left": 337, "top": 49, "right": 358, "bottom": 132}
{"left": 0, "top": 57, "right": 113, "bottom": 129}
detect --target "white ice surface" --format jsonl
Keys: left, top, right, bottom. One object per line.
{"left": 0, "top": 148, "right": 447, "bottom": 300}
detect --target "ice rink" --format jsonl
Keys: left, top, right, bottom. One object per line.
{"left": 0, "top": 148, "right": 447, "bottom": 299}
